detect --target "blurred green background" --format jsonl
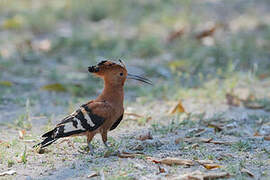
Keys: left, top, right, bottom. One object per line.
{"left": 0, "top": 0, "right": 269, "bottom": 111}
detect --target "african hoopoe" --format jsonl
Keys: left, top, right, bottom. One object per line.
{"left": 34, "top": 60, "right": 152, "bottom": 153}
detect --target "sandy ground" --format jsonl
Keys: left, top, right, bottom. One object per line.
{"left": 1, "top": 85, "right": 270, "bottom": 180}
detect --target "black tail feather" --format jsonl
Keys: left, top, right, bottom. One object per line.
{"left": 33, "top": 128, "right": 58, "bottom": 148}
{"left": 33, "top": 137, "right": 58, "bottom": 148}
{"left": 41, "top": 128, "right": 56, "bottom": 138}
{"left": 34, "top": 124, "right": 85, "bottom": 149}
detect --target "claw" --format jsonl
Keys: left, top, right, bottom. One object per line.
{"left": 88, "top": 143, "right": 95, "bottom": 155}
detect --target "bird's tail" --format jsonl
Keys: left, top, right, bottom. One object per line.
{"left": 33, "top": 127, "right": 59, "bottom": 148}
{"left": 33, "top": 119, "right": 86, "bottom": 149}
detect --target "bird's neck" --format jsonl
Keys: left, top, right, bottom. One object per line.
{"left": 97, "top": 82, "right": 124, "bottom": 107}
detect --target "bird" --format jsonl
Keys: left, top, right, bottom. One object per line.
{"left": 34, "top": 60, "right": 152, "bottom": 154}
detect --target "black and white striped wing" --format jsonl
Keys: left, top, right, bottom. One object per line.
{"left": 35, "top": 102, "right": 111, "bottom": 148}
{"left": 41, "top": 105, "right": 104, "bottom": 139}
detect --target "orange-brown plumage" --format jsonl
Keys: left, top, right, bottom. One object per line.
{"left": 34, "top": 60, "right": 152, "bottom": 153}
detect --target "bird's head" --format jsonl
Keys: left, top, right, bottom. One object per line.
{"left": 88, "top": 60, "right": 152, "bottom": 87}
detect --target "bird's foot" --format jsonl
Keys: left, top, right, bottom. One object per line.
{"left": 104, "top": 142, "right": 116, "bottom": 152}
{"left": 103, "top": 142, "right": 120, "bottom": 157}
{"left": 104, "top": 142, "right": 110, "bottom": 149}
{"left": 88, "top": 143, "right": 95, "bottom": 155}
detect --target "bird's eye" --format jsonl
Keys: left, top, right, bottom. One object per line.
{"left": 119, "top": 72, "right": 123, "bottom": 76}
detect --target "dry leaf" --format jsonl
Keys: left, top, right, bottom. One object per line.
{"left": 210, "top": 141, "right": 232, "bottom": 145}
{"left": 202, "top": 138, "right": 213, "bottom": 143}
{"left": 185, "top": 128, "right": 205, "bottom": 137}
{"left": 167, "top": 27, "right": 185, "bottom": 42}
{"left": 195, "top": 23, "right": 217, "bottom": 40}
{"left": 242, "top": 94, "right": 265, "bottom": 109}
{"left": 136, "top": 132, "right": 153, "bottom": 141}
{"left": 201, "top": 172, "right": 229, "bottom": 179}
{"left": 226, "top": 93, "right": 241, "bottom": 106}
{"left": 196, "top": 160, "right": 221, "bottom": 170}
{"left": 202, "top": 163, "right": 221, "bottom": 170}
{"left": 244, "top": 101, "right": 265, "bottom": 109}
{"left": 194, "top": 130, "right": 206, "bottom": 137}
{"left": 18, "top": 130, "right": 26, "bottom": 139}
{"left": 177, "top": 137, "right": 232, "bottom": 145}
{"left": 241, "top": 168, "right": 254, "bottom": 177}
{"left": 175, "top": 137, "right": 213, "bottom": 144}
{"left": 264, "top": 136, "right": 270, "bottom": 141}
{"left": 258, "top": 73, "right": 270, "bottom": 80}
{"left": 87, "top": 172, "right": 99, "bottom": 178}
{"left": 207, "top": 123, "right": 223, "bottom": 132}
{"left": 149, "top": 157, "right": 194, "bottom": 166}
{"left": 170, "top": 100, "right": 186, "bottom": 114}
{"left": 254, "top": 131, "right": 261, "bottom": 136}
{"left": 0, "top": 170, "right": 16, "bottom": 176}
{"left": 118, "top": 152, "right": 143, "bottom": 158}
{"left": 219, "top": 154, "right": 233, "bottom": 161}
{"left": 145, "top": 116, "right": 152, "bottom": 122}
{"left": 41, "top": 83, "right": 67, "bottom": 92}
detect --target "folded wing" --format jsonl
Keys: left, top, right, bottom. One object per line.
{"left": 34, "top": 101, "right": 113, "bottom": 148}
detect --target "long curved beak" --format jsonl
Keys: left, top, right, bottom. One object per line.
{"left": 127, "top": 73, "right": 153, "bottom": 85}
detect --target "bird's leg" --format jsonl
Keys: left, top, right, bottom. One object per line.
{"left": 101, "top": 131, "right": 120, "bottom": 155}
{"left": 88, "top": 143, "right": 94, "bottom": 154}
{"left": 104, "top": 141, "right": 109, "bottom": 148}
{"left": 87, "top": 132, "right": 95, "bottom": 155}
{"left": 101, "top": 131, "right": 109, "bottom": 150}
